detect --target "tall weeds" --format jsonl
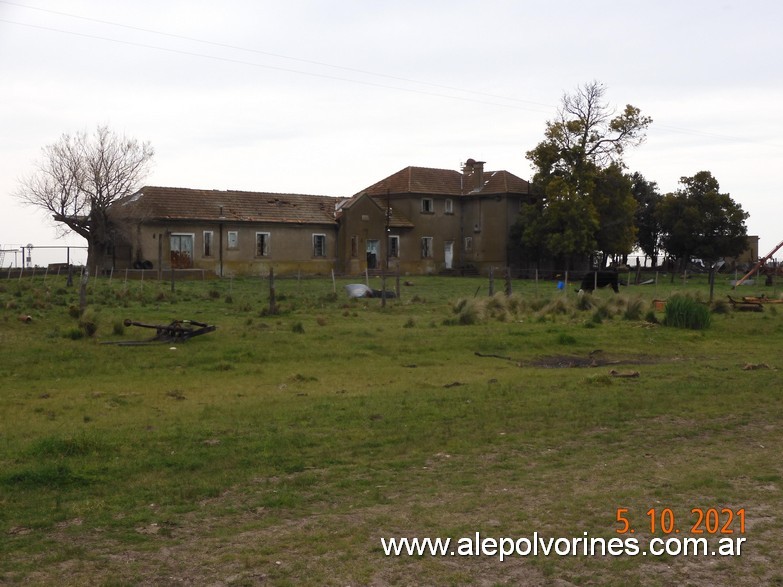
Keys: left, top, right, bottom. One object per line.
{"left": 663, "top": 295, "right": 711, "bottom": 329}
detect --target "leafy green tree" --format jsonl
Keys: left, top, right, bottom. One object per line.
{"left": 657, "top": 171, "right": 748, "bottom": 298}
{"left": 516, "top": 177, "right": 598, "bottom": 268}
{"left": 544, "top": 179, "right": 600, "bottom": 266}
{"left": 591, "top": 164, "right": 637, "bottom": 266}
{"left": 631, "top": 172, "right": 663, "bottom": 266}
{"left": 518, "top": 81, "right": 651, "bottom": 268}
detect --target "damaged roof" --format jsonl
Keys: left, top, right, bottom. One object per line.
{"left": 115, "top": 186, "right": 338, "bottom": 225}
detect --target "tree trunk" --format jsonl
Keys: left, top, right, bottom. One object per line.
{"left": 85, "top": 237, "right": 110, "bottom": 277}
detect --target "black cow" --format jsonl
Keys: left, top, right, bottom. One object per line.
{"left": 578, "top": 271, "right": 619, "bottom": 293}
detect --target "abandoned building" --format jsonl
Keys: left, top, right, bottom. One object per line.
{"left": 110, "top": 159, "right": 532, "bottom": 277}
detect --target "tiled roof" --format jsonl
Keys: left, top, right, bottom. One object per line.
{"left": 114, "top": 186, "right": 338, "bottom": 225}
{"left": 356, "top": 166, "right": 530, "bottom": 197}
{"left": 335, "top": 193, "right": 415, "bottom": 228}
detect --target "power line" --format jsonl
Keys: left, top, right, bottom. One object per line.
{"left": 2, "top": 1, "right": 781, "bottom": 149}
{"left": 0, "top": 17, "right": 556, "bottom": 114}
{"left": 0, "top": 0, "right": 552, "bottom": 111}
{"left": 653, "top": 124, "right": 781, "bottom": 147}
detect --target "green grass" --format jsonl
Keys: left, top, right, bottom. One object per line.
{"left": 0, "top": 272, "right": 781, "bottom": 585}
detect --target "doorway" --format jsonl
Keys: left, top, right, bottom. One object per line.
{"left": 366, "top": 239, "right": 380, "bottom": 269}
{"left": 444, "top": 241, "right": 454, "bottom": 270}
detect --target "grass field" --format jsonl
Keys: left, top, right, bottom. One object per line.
{"left": 1, "top": 271, "right": 782, "bottom": 586}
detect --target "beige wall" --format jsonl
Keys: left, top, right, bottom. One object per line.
{"left": 379, "top": 193, "right": 522, "bottom": 275}
{"left": 123, "top": 221, "right": 337, "bottom": 277}
{"left": 394, "top": 195, "right": 460, "bottom": 274}
{"left": 116, "top": 192, "right": 524, "bottom": 277}
{"left": 460, "top": 195, "right": 523, "bottom": 272}
{"left": 725, "top": 235, "right": 759, "bottom": 268}
{"left": 337, "top": 196, "right": 389, "bottom": 275}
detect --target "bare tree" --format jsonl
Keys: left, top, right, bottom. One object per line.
{"left": 529, "top": 81, "right": 652, "bottom": 185}
{"left": 16, "top": 125, "right": 154, "bottom": 273}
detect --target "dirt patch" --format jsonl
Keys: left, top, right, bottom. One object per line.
{"left": 475, "top": 350, "right": 675, "bottom": 369}
{"left": 528, "top": 352, "right": 665, "bottom": 369}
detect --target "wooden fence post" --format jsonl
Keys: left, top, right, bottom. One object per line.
{"left": 269, "top": 267, "right": 277, "bottom": 315}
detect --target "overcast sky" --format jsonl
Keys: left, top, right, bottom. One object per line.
{"left": 2, "top": 0, "right": 782, "bottom": 267}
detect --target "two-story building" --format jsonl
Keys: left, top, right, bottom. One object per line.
{"left": 336, "top": 159, "right": 531, "bottom": 275}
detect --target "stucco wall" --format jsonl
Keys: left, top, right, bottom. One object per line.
{"left": 123, "top": 221, "right": 337, "bottom": 277}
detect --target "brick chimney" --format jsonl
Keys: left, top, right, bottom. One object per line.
{"left": 462, "top": 158, "right": 485, "bottom": 193}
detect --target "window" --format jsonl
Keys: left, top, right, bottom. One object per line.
{"left": 445, "top": 198, "right": 453, "bottom": 214}
{"left": 351, "top": 235, "right": 358, "bottom": 258}
{"left": 421, "top": 198, "right": 434, "bottom": 213}
{"left": 227, "top": 230, "right": 239, "bottom": 249}
{"left": 313, "top": 234, "right": 326, "bottom": 257}
{"left": 170, "top": 233, "right": 194, "bottom": 269}
{"left": 255, "top": 232, "right": 270, "bottom": 257}
{"left": 421, "top": 236, "right": 433, "bottom": 258}
{"left": 464, "top": 236, "right": 473, "bottom": 252}
{"left": 203, "top": 231, "right": 213, "bottom": 257}
{"left": 388, "top": 235, "right": 400, "bottom": 258}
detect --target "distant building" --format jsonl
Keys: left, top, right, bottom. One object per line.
{"left": 725, "top": 235, "right": 759, "bottom": 269}
{"left": 109, "top": 159, "right": 532, "bottom": 276}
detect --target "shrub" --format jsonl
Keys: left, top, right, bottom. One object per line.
{"left": 78, "top": 307, "right": 99, "bottom": 337}
{"left": 457, "top": 299, "right": 485, "bottom": 325}
{"left": 505, "top": 294, "right": 526, "bottom": 314}
{"left": 663, "top": 295, "right": 711, "bottom": 330}
{"left": 452, "top": 298, "right": 469, "bottom": 314}
{"left": 528, "top": 297, "right": 549, "bottom": 312}
{"left": 449, "top": 298, "right": 486, "bottom": 325}
{"left": 485, "top": 295, "right": 512, "bottom": 321}
{"left": 540, "top": 297, "right": 570, "bottom": 316}
{"left": 623, "top": 296, "right": 645, "bottom": 321}
{"left": 710, "top": 299, "right": 731, "bottom": 314}
{"left": 485, "top": 295, "right": 505, "bottom": 312}
{"left": 112, "top": 319, "right": 125, "bottom": 336}
{"left": 593, "top": 302, "right": 613, "bottom": 322}
{"left": 557, "top": 332, "right": 577, "bottom": 345}
{"left": 64, "top": 327, "right": 84, "bottom": 340}
{"left": 575, "top": 292, "right": 594, "bottom": 311}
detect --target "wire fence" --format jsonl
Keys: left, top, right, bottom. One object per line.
{"left": 3, "top": 262, "right": 776, "bottom": 301}
{"left": 0, "top": 245, "right": 88, "bottom": 270}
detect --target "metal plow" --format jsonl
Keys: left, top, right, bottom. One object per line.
{"left": 102, "top": 319, "right": 217, "bottom": 346}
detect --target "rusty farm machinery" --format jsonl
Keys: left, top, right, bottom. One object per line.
{"left": 102, "top": 319, "right": 217, "bottom": 346}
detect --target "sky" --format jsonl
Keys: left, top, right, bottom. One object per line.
{"left": 2, "top": 0, "right": 782, "bottom": 268}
